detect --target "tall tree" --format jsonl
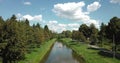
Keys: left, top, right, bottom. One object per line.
{"left": 25, "top": 19, "right": 29, "bottom": 26}
{"left": 44, "top": 25, "right": 50, "bottom": 40}
{"left": 106, "top": 17, "right": 120, "bottom": 51}
{"left": 98, "top": 23, "right": 107, "bottom": 46}
{"left": 0, "top": 15, "right": 27, "bottom": 63}
{"left": 79, "top": 24, "right": 90, "bottom": 39}
{"left": 89, "top": 23, "right": 99, "bottom": 45}
{"left": 33, "top": 23, "right": 45, "bottom": 47}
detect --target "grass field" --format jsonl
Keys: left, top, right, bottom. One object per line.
{"left": 18, "top": 39, "right": 56, "bottom": 63}
{"left": 60, "top": 38, "right": 120, "bottom": 63}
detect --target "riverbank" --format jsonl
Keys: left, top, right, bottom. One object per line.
{"left": 60, "top": 38, "right": 120, "bottom": 63}
{"left": 19, "top": 39, "right": 56, "bottom": 63}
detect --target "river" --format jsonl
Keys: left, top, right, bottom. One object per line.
{"left": 40, "top": 42, "right": 85, "bottom": 63}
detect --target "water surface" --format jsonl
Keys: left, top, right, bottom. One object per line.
{"left": 40, "top": 42, "right": 84, "bottom": 63}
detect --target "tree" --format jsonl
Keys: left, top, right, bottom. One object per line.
{"left": 25, "top": 19, "right": 29, "bottom": 25}
{"left": 0, "top": 15, "right": 54, "bottom": 63}
{"left": 89, "top": 23, "right": 99, "bottom": 45}
{"left": 0, "top": 15, "right": 27, "bottom": 63}
{"left": 106, "top": 17, "right": 120, "bottom": 52}
{"left": 44, "top": 25, "right": 50, "bottom": 40}
{"left": 72, "top": 30, "right": 86, "bottom": 42}
{"left": 98, "top": 23, "right": 107, "bottom": 47}
{"left": 0, "top": 16, "right": 6, "bottom": 59}
{"left": 61, "top": 30, "right": 72, "bottom": 38}
{"left": 0, "top": 16, "right": 4, "bottom": 42}
{"left": 79, "top": 24, "right": 90, "bottom": 39}
{"left": 32, "top": 23, "right": 45, "bottom": 47}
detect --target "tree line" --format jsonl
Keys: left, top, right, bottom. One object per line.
{"left": 0, "top": 15, "right": 120, "bottom": 63}
{"left": 0, "top": 15, "right": 53, "bottom": 63}
{"left": 59, "top": 17, "right": 120, "bottom": 52}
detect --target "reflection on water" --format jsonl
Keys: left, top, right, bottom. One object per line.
{"left": 40, "top": 42, "right": 85, "bottom": 63}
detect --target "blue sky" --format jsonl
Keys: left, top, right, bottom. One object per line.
{"left": 0, "top": 0, "right": 120, "bottom": 32}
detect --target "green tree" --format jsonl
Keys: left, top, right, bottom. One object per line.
{"left": 0, "top": 15, "right": 54, "bottom": 63}
{"left": 1, "top": 15, "right": 27, "bottom": 63}
{"left": 72, "top": 30, "right": 86, "bottom": 42}
{"left": 89, "top": 23, "right": 99, "bottom": 45}
{"left": 79, "top": 24, "right": 90, "bottom": 39}
{"left": 32, "top": 23, "right": 45, "bottom": 47}
{"left": 44, "top": 25, "right": 50, "bottom": 41}
{"left": 98, "top": 23, "right": 107, "bottom": 47}
{"left": 61, "top": 30, "right": 72, "bottom": 38}
{"left": 106, "top": 17, "right": 120, "bottom": 51}
{"left": 0, "top": 16, "right": 4, "bottom": 43}
{"left": 25, "top": 19, "right": 29, "bottom": 25}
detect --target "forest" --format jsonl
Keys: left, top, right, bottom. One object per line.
{"left": 0, "top": 15, "right": 120, "bottom": 63}
{"left": 0, "top": 15, "right": 55, "bottom": 63}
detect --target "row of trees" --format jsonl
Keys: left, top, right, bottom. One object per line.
{"left": 59, "top": 23, "right": 98, "bottom": 44}
{"left": 99, "top": 17, "right": 120, "bottom": 51}
{"left": 60, "top": 17, "right": 120, "bottom": 51}
{"left": 0, "top": 15, "right": 53, "bottom": 63}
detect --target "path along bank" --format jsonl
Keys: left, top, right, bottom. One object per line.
{"left": 60, "top": 38, "right": 120, "bottom": 63}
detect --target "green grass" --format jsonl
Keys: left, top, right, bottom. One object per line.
{"left": 19, "top": 39, "right": 56, "bottom": 63}
{"left": 60, "top": 38, "right": 120, "bottom": 63}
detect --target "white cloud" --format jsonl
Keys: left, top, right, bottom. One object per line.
{"left": 87, "top": 2, "right": 101, "bottom": 12}
{"left": 16, "top": 13, "right": 22, "bottom": 18}
{"left": 58, "top": 24, "right": 67, "bottom": 27}
{"left": 53, "top": 1, "right": 100, "bottom": 28}
{"left": 68, "top": 23, "right": 79, "bottom": 28}
{"left": 49, "top": 20, "right": 58, "bottom": 24}
{"left": 47, "top": 21, "right": 66, "bottom": 32}
{"left": 22, "top": 14, "right": 42, "bottom": 21}
{"left": 110, "top": 0, "right": 120, "bottom": 4}
{"left": 47, "top": 21, "right": 80, "bottom": 33}
{"left": 16, "top": 13, "right": 43, "bottom": 25}
{"left": 72, "top": 28, "right": 78, "bottom": 30}
{"left": 24, "top": 2, "right": 31, "bottom": 5}
{"left": 32, "top": 15, "right": 42, "bottom": 21}
{"left": 53, "top": 1, "right": 85, "bottom": 20}
{"left": 22, "top": 15, "right": 33, "bottom": 20}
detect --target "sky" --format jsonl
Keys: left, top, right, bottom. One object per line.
{"left": 0, "top": 0, "right": 120, "bottom": 33}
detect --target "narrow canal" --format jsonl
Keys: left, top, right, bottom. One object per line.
{"left": 40, "top": 42, "right": 84, "bottom": 63}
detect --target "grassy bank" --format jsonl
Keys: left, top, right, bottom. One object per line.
{"left": 60, "top": 38, "right": 120, "bottom": 63}
{"left": 19, "top": 39, "right": 56, "bottom": 63}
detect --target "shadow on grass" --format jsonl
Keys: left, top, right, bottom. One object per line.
{"left": 98, "top": 50, "right": 120, "bottom": 60}
{"left": 87, "top": 46, "right": 120, "bottom": 60}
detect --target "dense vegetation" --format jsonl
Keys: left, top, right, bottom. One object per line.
{"left": 0, "top": 15, "right": 120, "bottom": 63}
{"left": 0, "top": 15, "right": 54, "bottom": 63}
{"left": 59, "top": 16, "right": 120, "bottom": 53}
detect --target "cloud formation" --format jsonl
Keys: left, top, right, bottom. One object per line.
{"left": 47, "top": 21, "right": 79, "bottom": 33}
{"left": 24, "top": 2, "right": 31, "bottom": 5}
{"left": 110, "top": 0, "right": 120, "bottom": 4}
{"left": 87, "top": 2, "right": 101, "bottom": 12}
{"left": 17, "top": 13, "right": 42, "bottom": 21}
{"left": 53, "top": 1, "right": 101, "bottom": 28}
